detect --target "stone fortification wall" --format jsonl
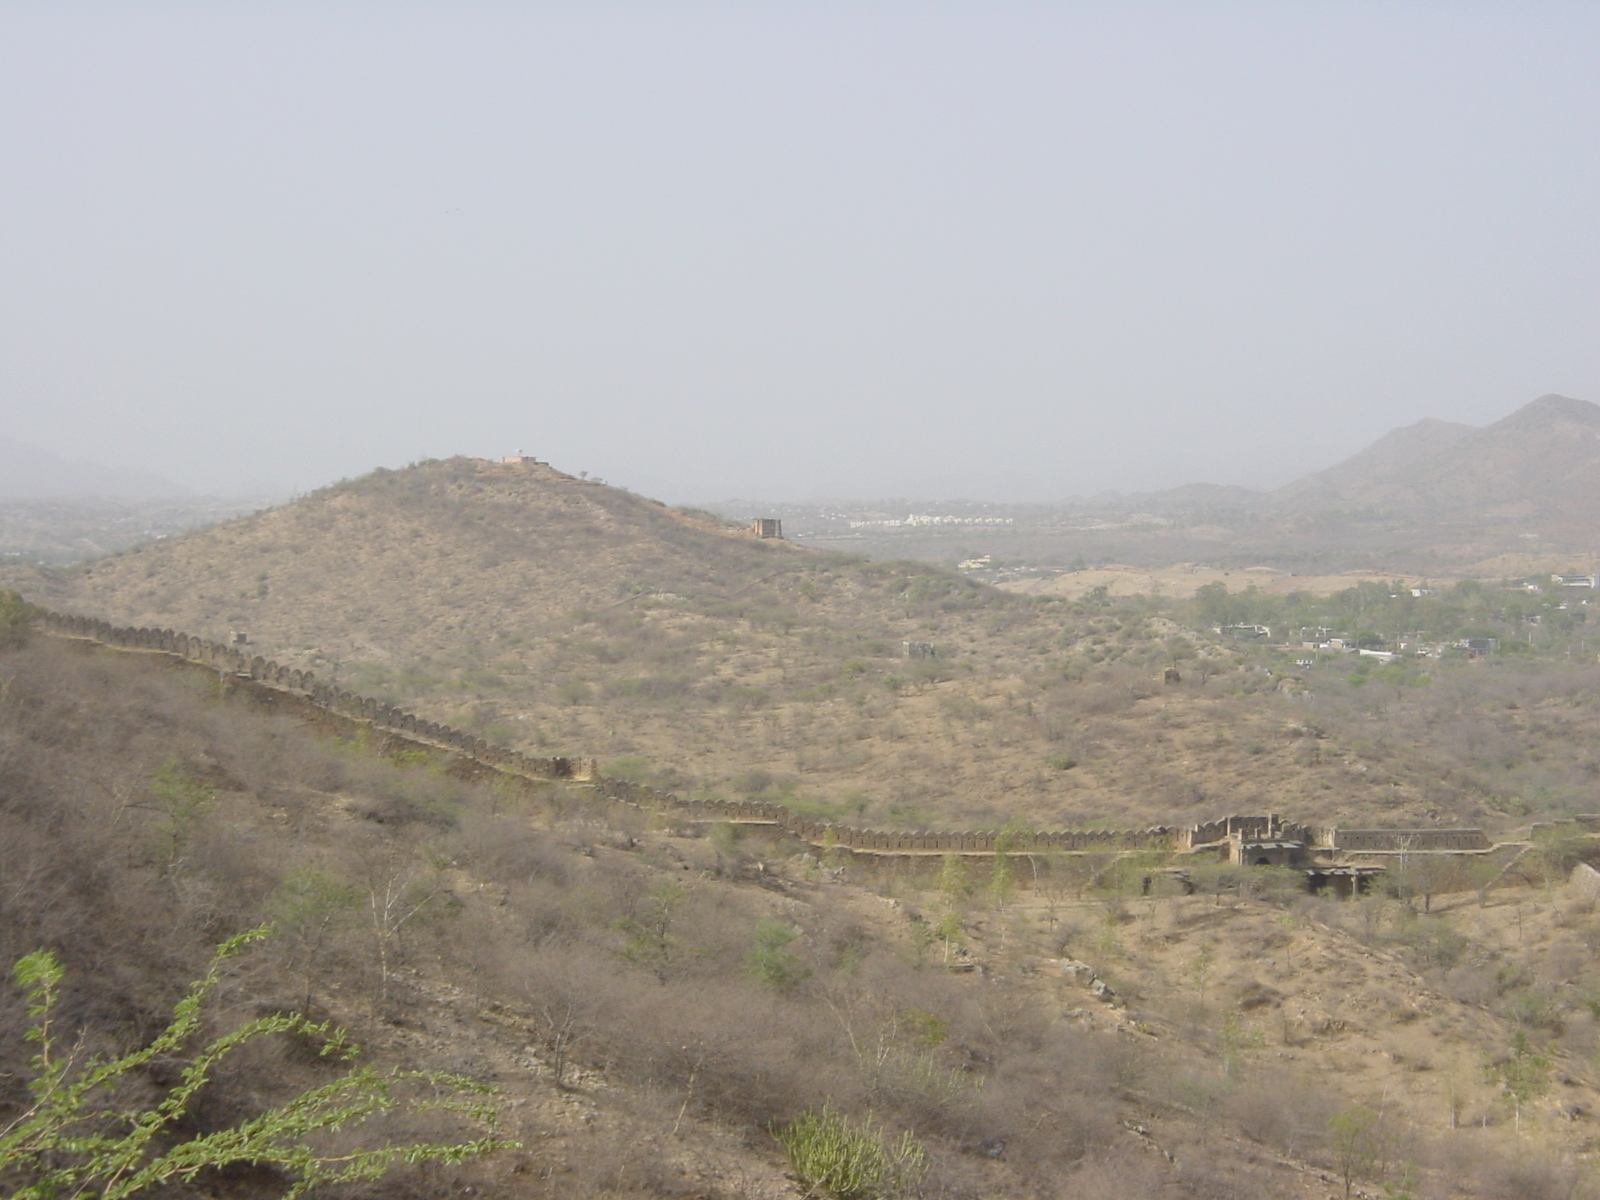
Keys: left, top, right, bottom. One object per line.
{"left": 29, "top": 609, "right": 1501, "bottom": 865}
{"left": 1332, "top": 829, "right": 1491, "bottom": 852}
{"left": 1181, "top": 815, "right": 1313, "bottom": 848}
{"left": 1530, "top": 816, "right": 1600, "bottom": 838}
{"left": 590, "top": 773, "right": 1174, "bottom": 854}
{"left": 36, "top": 612, "right": 586, "bottom": 781}
{"left": 35, "top": 607, "right": 1208, "bottom": 858}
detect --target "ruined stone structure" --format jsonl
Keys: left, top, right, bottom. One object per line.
{"left": 750, "top": 518, "right": 783, "bottom": 539}
{"left": 30, "top": 608, "right": 1557, "bottom": 887}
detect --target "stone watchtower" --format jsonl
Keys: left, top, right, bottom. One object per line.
{"left": 750, "top": 518, "right": 783, "bottom": 539}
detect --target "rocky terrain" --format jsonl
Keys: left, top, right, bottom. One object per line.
{"left": 6, "top": 630, "right": 1600, "bottom": 1199}
{"left": 9, "top": 397, "right": 1600, "bottom": 1196}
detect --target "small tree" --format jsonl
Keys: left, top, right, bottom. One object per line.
{"left": 937, "top": 853, "right": 972, "bottom": 912}
{"left": 747, "top": 918, "right": 811, "bottom": 992}
{"left": 920, "top": 911, "right": 960, "bottom": 969}
{"left": 363, "top": 856, "right": 449, "bottom": 1003}
{"left": 0, "top": 589, "right": 38, "bottom": 648}
{"left": 1191, "top": 942, "right": 1216, "bottom": 1003}
{"left": 146, "top": 760, "right": 215, "bottom": 874}
{"left": 1389, "top": 837, "right": 1460, "bottom": 914}
{"left": 620, "top": 879, "right": 685, "bottom": 983}
{"left": 988, "top": 826, "right": 1026, "bottom": 944}
{"left": 267, "top": 867, "right": 362, "bottom": 1011}
{"left": 1485, "top": 1030, "right": 1552, "bottom": 1135}
{"left": 1461, "top": 856, "right": 1504, "bottom": 908}
{"left": 0, "top": 927, "right": 511, "bottom": 1199}
{"left": 1327, "top": 1104, "right": 1383, "bottom": 1200}
{"left": 1187, "top": 860, "right": 1245, "bottom": 907}
{"left": 534, "top": 994, "right": 587, "bottom": 1091}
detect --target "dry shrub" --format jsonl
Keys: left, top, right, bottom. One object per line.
{"left": 596, "top": 975, "right": 841, "bottom": 1128}
{"left": 2, "top": 633, "right": 1442, "bottom": 1200}
{"left": 556, "top": 1104, "right": 701, "bottom": 1198}
{"left": 1430, "top": 1134, "right": 1599, "bottom": 1200}
{"left": 1061, "top": 1150, "right": 1174, "bottom": 1200}
{"left": 1228, "top": 1080, "right": 1324, "bottom": 1158}
{"left": 455, "top": 809, "right": 572, "bottom": 884}
{"left": 1072, "top": 681, "right": 1138, "bottom": 716}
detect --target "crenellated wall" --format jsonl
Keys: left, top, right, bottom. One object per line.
{"left": 31, "top": 609, "right": 1524, "bottom": 866}
{"left": 36, "top": 612, "right": 587, "bottom": 781}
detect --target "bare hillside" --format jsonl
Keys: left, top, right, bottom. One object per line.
{"left": 1277, "top": 395, "right": 1600, "bottom": 522}
{"left": 1273, "top": 417, "right": 1479, "bottom": 509}
{"left": 15, "top": 456, "right": 1600, "bottom": 837}
{"left": 7, "top": 634, "right": 1600, "bottom": 1199}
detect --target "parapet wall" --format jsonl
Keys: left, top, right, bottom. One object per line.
{"left": 35, "top": 612, "right": 588, "bottom": 781}
{"left": 1332, "top": 829, "right": 1491, "bottom": 852}
{"left": 589, "top": 775, "right": 1173, "bottom": 853}
{"left": 30, "top": 609, "right": 1506, "bottom": 864}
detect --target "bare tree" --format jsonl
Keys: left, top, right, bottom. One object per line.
{"left": 362, "top": 853, "right": 449, "bottom": 1003}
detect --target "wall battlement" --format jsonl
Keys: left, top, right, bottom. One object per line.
{"left": 32, "top": 610, "right": 1535, "bottom": 868}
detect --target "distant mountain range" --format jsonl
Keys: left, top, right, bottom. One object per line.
{"left": 0, "top": 437, "right": 191, "bottom": 500}
{"left": 5, "top": 393, "right": 1595, "bottom": 582}
{"left": 1128, "top": 394, "right": 1600, "bottom": 524}
{"left": 1273, "top": 394, "right": 1600, "bottom": 517}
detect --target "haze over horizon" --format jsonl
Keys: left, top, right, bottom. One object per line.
{"left": 3, "top": 4, "right": 1597, "bottom": 504}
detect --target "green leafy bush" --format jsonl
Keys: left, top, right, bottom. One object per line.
{"left": 0, "top": 927, "right": 511, "bottom": 1199}
{"left": 746, "top": 918, "right": 811, "bottom": 992}
{"left": 0, "top": 589, "right": 37, "bottom": 648}
{"left": 775, "top": 1103, "right": 924, "bottom": 1200}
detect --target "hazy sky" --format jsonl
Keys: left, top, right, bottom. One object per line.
{"left": 3, "top": 3, "right": 1597, "bottom": 502}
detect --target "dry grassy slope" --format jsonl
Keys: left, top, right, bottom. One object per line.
{"left": 0, "top": 637, "right": 1358, "bottom": 1199}
{"left": 15, "top": 453, "right": 1600, "bottom": 836}
{"left": 18, "top": 457, "right": 800, "bottom": 650}
{"left": 1273, "top": 417, "right": 1479, "bottom": 509}
{"left": 989, "top": 878, "right": 1600, "bottom": 1192}
{"left": 9, "top": 638, "right": 1600, "bottom": 1199}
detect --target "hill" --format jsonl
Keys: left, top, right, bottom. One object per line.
{"left": 13, "top": 452, "right": 1600, "bottom": 844}
{"left": 1273, "top": 395, "right": 1600, "bottom": 522}
{"left": 0, "top": 435, "right": 191, "bottom": 500}
{"left": 7, "top": 627, "right": 1600, "bottom": 1199}
{"left": 1127, "top": 393, "right": 1600, "bottom": 526}
{"left": 788, "top": 395, "right": 1600, "bottom": 572}
{"left": 1402, "top": 395, "right": 1600, "bottom": 524}
{"left": 0, "top": 459, "right": 1455, "bottom": 832}
{"left": 1272, "top": 416, "right": 1479, "bottom": 509}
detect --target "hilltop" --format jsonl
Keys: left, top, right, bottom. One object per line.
{"left": 1272, "top": 416, "right": 1479, "bottom": 509}
{"left": 1273, "top": 395, "right": 1600, "bottom": 524}
{"left": 15, "top": 455, "right": 808, "bottom": 645}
